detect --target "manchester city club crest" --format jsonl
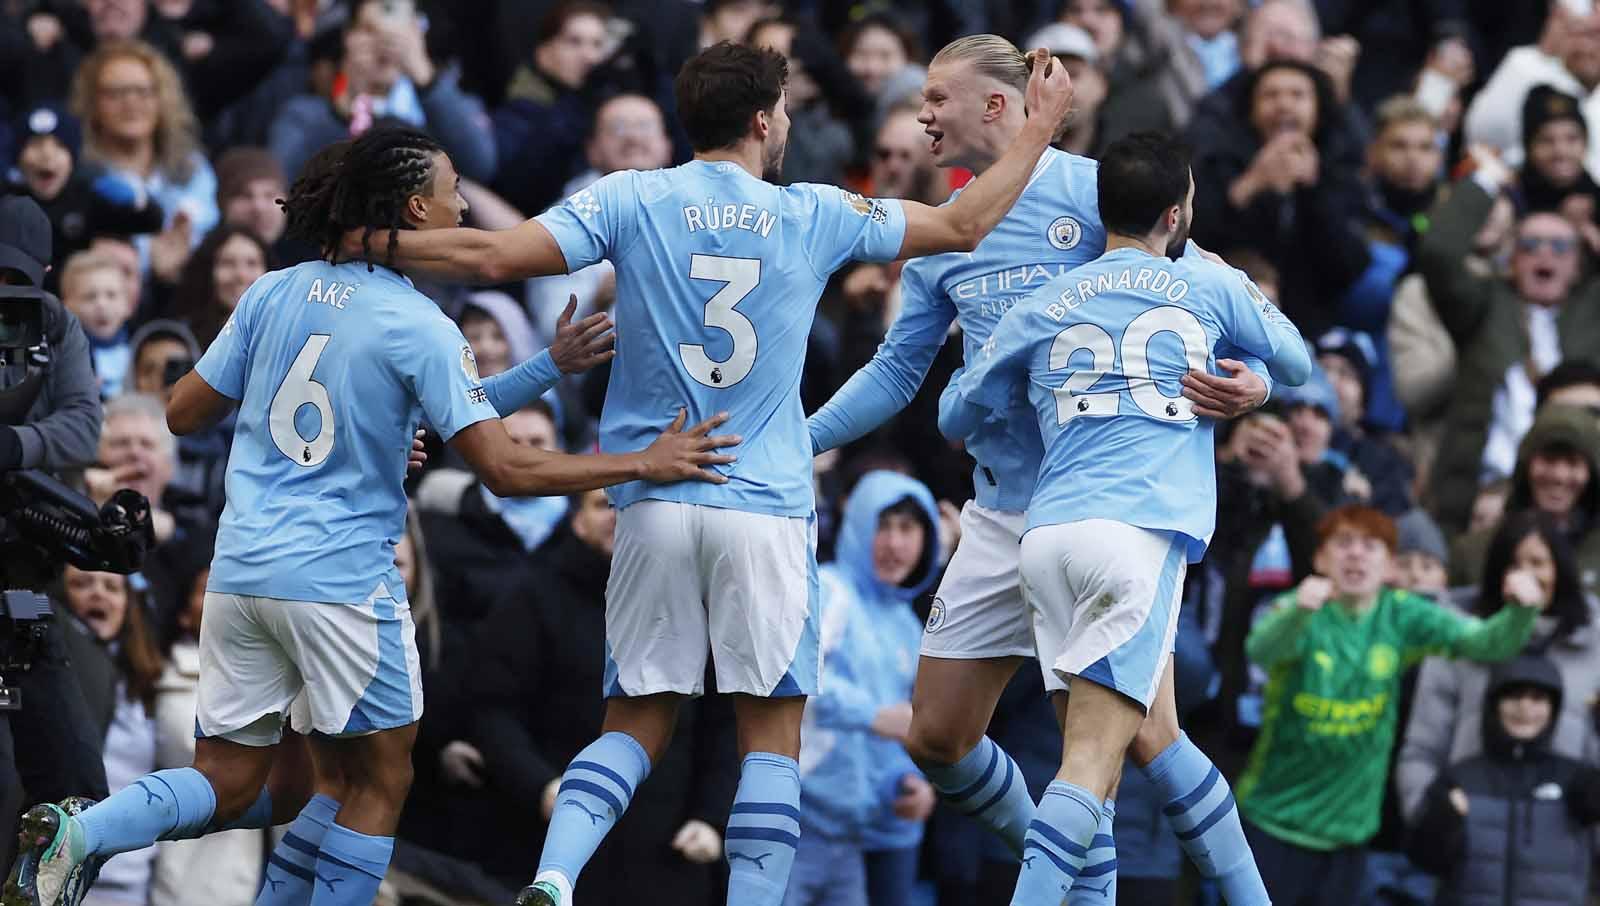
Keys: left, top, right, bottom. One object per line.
{"left": 1047, "top": 216, "right": 1082, "bottom": 251}
{"left": 926, "top": 597, "right": 947, "bottom": 633}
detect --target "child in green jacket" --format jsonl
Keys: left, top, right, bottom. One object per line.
{"left": 1236, "top": 504, "right": 1542, "bottom": 906}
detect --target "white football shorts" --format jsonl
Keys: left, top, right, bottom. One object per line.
{"left": 919, "top": 501, "right": 1035, "bottom": 661}
{"left": 1018, "top": 519, "right": 1188, "bottom": 708}
{"left": 604, "top": 500, "right": 818, "bottom": 698}
{"left": 194, "top": 584, "right": 423, "bottom": 746}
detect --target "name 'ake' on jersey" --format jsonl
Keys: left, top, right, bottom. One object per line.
{"left": 538, "top": 160, "right": 907, "bottom": 517}
{"left": 196, "top": 260, "right": 495, "bottom": 605}
{"left": 809, "top": 148, "right": 1106, "bottom": 513}
{"left": 957, "top": 246, "right": 1310, "bottom": 559}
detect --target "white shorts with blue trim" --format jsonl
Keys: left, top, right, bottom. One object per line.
{"left": 605, "top": 500, "right": 818, "bottom": 698}
{"left": 194, "top": 584, "right": 423, "bottom": 746}
{"left": 1018, "top": 519, "right": 1187, "bottom": 708}
{"left": 919, "top": 502, "right": 1035, "bottom": 661}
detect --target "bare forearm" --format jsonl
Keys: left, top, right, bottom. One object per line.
{"left": 380, "top": 227, "right": 509, "bottom": 284}
{"left": 488, "top": 446, "right": 645, "bottom": 497}
{"left": 368, "top": 219, "right": 568, "bottom": 285}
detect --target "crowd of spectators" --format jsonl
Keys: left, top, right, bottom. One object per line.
{"left": 8, "top": 0, "right": 1600, "bottom": 904}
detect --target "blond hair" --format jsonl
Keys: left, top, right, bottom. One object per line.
{"left": 1374, "top": 94, "right": 1438, "bottom": 135}
{"left": 931, "top": 34, "right": 1030, "bottom": 96}
{"left": 71, "top": 40, "right": 202, "bottom": 183}
{"left": 59, "top": 250, "right": 127, "bottom": 301}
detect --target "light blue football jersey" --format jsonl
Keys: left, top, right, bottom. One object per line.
{"left": 538, "top": 160, "right": 907, "bottom": 516}
{"left": 953, "top": 246, "right": 1311, "bottom": 559}
{"left": 196, "top": 260, "right": 495, "bottom": 604}
{"left": 808, "top": 149, "right": 1106, "bottom": 511}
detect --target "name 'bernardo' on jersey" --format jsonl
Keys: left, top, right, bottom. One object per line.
{"left": 1048, "top": 265, "right": 1189, "bottom": 319}
{"left": 682, "top": 199, "right": 778, "bottom": 238}
{"left": 304, "top": 278, "right": 360, "bottom": 309}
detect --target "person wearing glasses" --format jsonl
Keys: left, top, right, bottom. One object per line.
{"left": 68, "top": 39, "right": 220, "bottom": 282}
{"left": 865, "top": 105, "right": 944, "bottom": 207}
{"left": 1417, "top": 142, "right": 1600, "bottom": 539}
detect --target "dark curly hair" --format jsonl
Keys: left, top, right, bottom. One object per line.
{"left": 278, "top": 126, "right": 444, "bottom": 270}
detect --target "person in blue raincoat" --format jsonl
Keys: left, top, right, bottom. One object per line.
{"left": 785, "top": 469, "right": 942, "bottom": 906}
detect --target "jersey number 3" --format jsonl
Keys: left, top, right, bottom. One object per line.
{"left": 270, "top": 334, "right": 335, "bottom": 467}
{"left": 680, "top": 254, "right": 759, "bottom": 388}
{"left": 1051, "top": 306, "right": 1208, "bottom": 425}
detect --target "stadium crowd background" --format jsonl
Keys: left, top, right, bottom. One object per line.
{"left": 6, "top": 0, "right": 1600, "bottom": 903}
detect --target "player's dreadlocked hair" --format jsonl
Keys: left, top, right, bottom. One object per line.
{"left": 278, "top": 126, "right": 444, "bottom": 270}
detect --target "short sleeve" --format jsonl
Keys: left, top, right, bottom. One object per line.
{"left": 534, "top": 170, "right": 635, "bottom": 273}
{"left": 385, "top": 307, "right": 497, "bottom": 442}
{"left": 796, "top": 183, "right": 907, "bottom": 274}
{"left": 193, "top": 275, "right": 264, "bottom": 399}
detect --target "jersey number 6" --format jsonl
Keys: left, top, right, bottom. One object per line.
{"left": 1051, "top": 306, "right": 1209, "bottom": 425}
{"left": 680, "top": 254, "right": 759, "bottom": 389}
{"left": 270, "top": 333, "right": 336, "bottom": 467}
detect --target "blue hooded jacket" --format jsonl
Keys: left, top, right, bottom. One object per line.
{"left": 799, "top": 470, "right": 941, "bottom": 850}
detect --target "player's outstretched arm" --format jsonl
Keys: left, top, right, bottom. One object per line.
{"left": 166, "top": 370, "right": 237, "bottom": 436}
{"left": 808, "top": 266, "right": 952, "bottom": 455}
{"left": 448, "top": 409, "right": 739, "bottom": 497}
{"left": 343, "top": 218, "right": 570, "bottom": 285}
{"left": 481, "top": 297, "right": 615, "bottom": 416}
{"left": 895, "top": 49, "right": 1074, "bottom": 260}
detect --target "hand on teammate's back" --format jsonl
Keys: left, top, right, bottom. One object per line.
{"left": 549, "top": 294, "right": 616, "bottom": 375}
{"left": 406, "top": 429, "right": 427, "bottom": 475}
{"left": 638, "top": 409, "right": 740, "bottom": 484}
{"left": 1182, "top": 359, "right": 1269, "bottom": 419}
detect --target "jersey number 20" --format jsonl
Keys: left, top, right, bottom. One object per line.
{"left": 680, "top": 254, "right": 759, "bottom": 388}
{"left": 1051, "top": 306, "right": 1208, "bottom": 425}
{"left": 270, "top": 334, "right": 335, "bottom": 467}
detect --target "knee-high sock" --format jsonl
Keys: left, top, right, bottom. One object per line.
{"left": 1068, "top": 798, "right": 1118, "bottom": 904}
{"left": 307, "top": 823, "right": 391, "bottom": 906}
{"left": 205, "top": 786, "right": 273, "bottom": 834}
{"left": 536, "top": 731, "right": 653, "bottom": 887}
{"left": 1140, "top": 733, "right": 1269, "bottom": 906}
{"left": 920, "top": 736, "right": 1035, "bottom": 858}
{"left": 255, "top": 794, "right": 340, "bottom": 906}
{"left": 1010, "top": 781, "right": 1101, "bottom": 906}
{"left": 75, "top": 768, "right": 216, "bottom": 858}
{"left": 724, "top": 752, "right": 802, "bottom": 906}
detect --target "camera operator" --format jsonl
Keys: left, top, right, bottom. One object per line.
{"left": 0, "top": 192, "right": 112, "bottom": 863}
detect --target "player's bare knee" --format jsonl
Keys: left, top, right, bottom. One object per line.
{"left": 1129, "top": 712, "right": 1179, "bottom": 766}
{"left": 193, "top": 740, "right": 273, "bottom": 820}
{"left": 905, "top": 720, "right": 981, "bottom": 769}
{"left": 731, "top": 694, "right": 804, "bottom": 758}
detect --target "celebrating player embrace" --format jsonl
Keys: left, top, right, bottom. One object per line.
{"left": 339, "top": 38, "right": 1074, "bottom": 906}
{"left": 4, "top": 126, "right": 737, "bottom": 906}
{"left": 944, "top": 132, "right": 1311, "bottom": 905}
{"left": 807, "top": 34, "right": 1277, "bottom": 905}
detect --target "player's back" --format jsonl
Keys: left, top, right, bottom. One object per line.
{"left": 202, "top": 260, "right": 468, "bottom": 605}
{"left": 1003, "top": 249, "right": 1284, "bottom": 558}
{"left": 539, "top": 161, "right": 905, "bottom": 517}
{"left": 907, "top": 148, "right": 1105, "bottom": 509}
